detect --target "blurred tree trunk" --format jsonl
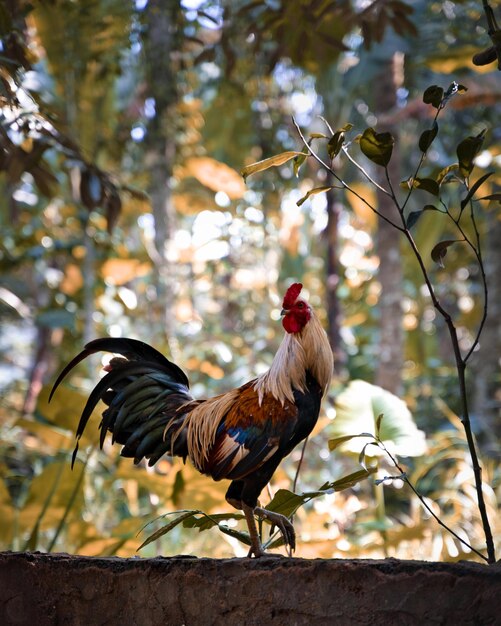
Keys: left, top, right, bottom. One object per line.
{"left": 325, "top": 182, "right": 346, "bottom": 376}
{"left": 472, "top": 209, "right": 501, "bottom": 456}
{"left": 373, "top": 53, "right": 404, "bottom": 395}
{"left": 316, "top": 67, "right": 350, "bottom": 379}
{"left": 142, "top": 1, "right": 182, "bottom": 347}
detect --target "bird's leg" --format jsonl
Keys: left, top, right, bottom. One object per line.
{"left": 255, "top": 507, "right": 296, "bottom": 556}
{"left": 241, "top": 503, "right": 295, "bottom": 557}
{"left": 242, "top": 503, "right": 267, "bottom": 558}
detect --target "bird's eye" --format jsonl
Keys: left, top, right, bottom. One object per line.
{"left": 297, "top": 302, "right": 304, "bottom": 308}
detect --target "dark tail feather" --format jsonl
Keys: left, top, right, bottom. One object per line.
{"left": 49, "top": 337, "right": 189, "bottom": 403}
{"left": 50, "top": 337, "right": 194, "bottom": 469}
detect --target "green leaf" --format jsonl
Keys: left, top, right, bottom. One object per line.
{"left": 406, "top": 211, "right": 422, "bottom": 229}
{"left": 457, "top": 130, "right": 486, "bottom": 178}
{"left": 296, "top": 186, "right": 335, "bottom": 207}
{"left": 406, "top": 205, "right": 436, "bottom": 229}
{"left": 423, "top": 85, "right": 444, "bottom": 108}
{"left": 266, "top": 467, "right": 378, "bottom": 519}
{"left": 137, "top": 510, "right": 198, "bottom": 550}
{"left": 241, "top": 151, "right": 305, "bottom": 180}
{"left": 19, "top": 461, "right": 85, "bottom": 534}
{"left": 443, "top": 81, "right": 467, "bottom": 105}
{"left": 431, "top": 239, "right": 460, "bottom": 268}
{"left": 182, "top": 512, "right": 244, "bottom": 532}
{"left": 418, "top": 121, "right": 438, "bottom": 153}
{"left": 328, "top": 433, "right": 375, "bottom": 452}
{"left": 80, "top": 167, "right": 104, "bottom": 209}
{"left": 327, "top": 124, "right": 353, "bottom": 160}
{"left": 293, "top": 145, "right": 310, "bottom": 177}
{"left": 359, "top": 128, "right": 394, "bottom": 167}
{"left": 358, "top": 441, "right": 380, "bottom": 471}
{"left": 415, "top": 177, "right": 440, "bottom": 196}
{"left": 401, "top": 177, "right": 439, "bottom": 196}
{"left": 479, "top": 193, "right": 501, "bottom": 202}
{"left": 266, "top": 489, "right": 308, "bottom": 518}
{"left": 47, "top": 452, "right": 91, "bottom": 552}
{"left": 217, "top": 524, "right": 251, "bottom": 545}
{"left": 327, "top": 467, "right": 377, "bottom": 491}
{"left": 460, "top": 171, "right": 493, "bottom": 210}
{"left": 332, "top": 380, "right": 427, "bottom": 457}
{"left": 436, "top": 163, "right": 459, "bottom": 185}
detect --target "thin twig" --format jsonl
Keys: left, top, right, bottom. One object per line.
{"left": 378, "top": 441, "right": 489, "bottom": 563}
{"left": 464, "top": 198, "right": 489, "bottom": 363}
{"left": 341, "top": 146, "right": 392, "bottom": 196}
{"left": 293, "top": 437, "right": 309, "bottom": 493}
{"left": 401, "top": 213, "right": 495, "bottom": 562}
{"left": 401, "top": 106, "right": 441, "bottom": 212}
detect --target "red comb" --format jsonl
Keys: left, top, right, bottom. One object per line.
{"left": 282, "top": 283, "right": 303, "bottom": 309}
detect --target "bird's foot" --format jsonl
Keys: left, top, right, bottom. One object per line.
{"left": 246, "top": 542, "right": 269, "bottom": 558}
{"left": 247, "top": 546, "right": 284, "bottom": 558}
{"left": 242, "top": 503, "right": 296, "bottom": 557}
{"left": 255, "top": 506, "right": 296, "bottom": 556}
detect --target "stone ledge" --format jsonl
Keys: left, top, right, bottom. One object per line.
{"left": 1, "top": 552, "right": 500, "bottom": 625}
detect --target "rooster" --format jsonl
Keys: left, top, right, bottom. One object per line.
{"left": 50, "top": 283, "right": 333, "bottom": 557}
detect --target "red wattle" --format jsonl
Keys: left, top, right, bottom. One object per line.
{"left": 282, "top": 314, "right": 303, "bottom": 334}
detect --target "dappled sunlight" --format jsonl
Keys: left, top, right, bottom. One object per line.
{"left": 0, "top": 0, "right": 500, "bottom": 562}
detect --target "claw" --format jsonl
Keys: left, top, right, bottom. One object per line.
{"left": 255, "top": 506, "right": 296, "bottom": 555}
{"left": 242, "top": 502, "right": 296, "bottom": 557}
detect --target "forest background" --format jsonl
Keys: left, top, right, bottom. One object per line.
{"left": 0, "top": 0, "right": 500, "bottom": 561}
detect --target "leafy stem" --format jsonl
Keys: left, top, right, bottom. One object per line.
{"left": 243, "top": 82, "right": 496, "bottom": 563}
{"left": 293, "top": 85, "right": 496, "bottom": 564}
{"left": 292, "top": 117, "right": 403, "bottom": 231}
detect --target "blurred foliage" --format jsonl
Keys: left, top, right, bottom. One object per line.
{"left": 0, "top": 0, "right": 500, "bottom": 561}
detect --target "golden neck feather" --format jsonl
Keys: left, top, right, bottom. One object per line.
{"left": 254, "top": 311, "right": 333, "bottom": 404}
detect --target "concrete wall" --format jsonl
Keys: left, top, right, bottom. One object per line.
{"left": 1, "top": 552, "right": 500, "bottom": 625}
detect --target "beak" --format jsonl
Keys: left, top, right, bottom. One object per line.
{"left": 280, "top": 308, "right": 287, "bottom": 316}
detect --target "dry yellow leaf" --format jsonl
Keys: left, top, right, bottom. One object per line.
{"left": 60, "top": 264, "right": 83, "bottom": 295}
{"left": 241, "top": 151, "right": 304, "bottom": 180}
{"left": 101, "top": 258, "right": 150, "bottom": 285}
{"left": 183, "top": 156, "right": 246, "bottom": 199}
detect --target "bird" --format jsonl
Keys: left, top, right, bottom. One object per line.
{"left": 49, "top": 283, "right": 333, "bottom": 557}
